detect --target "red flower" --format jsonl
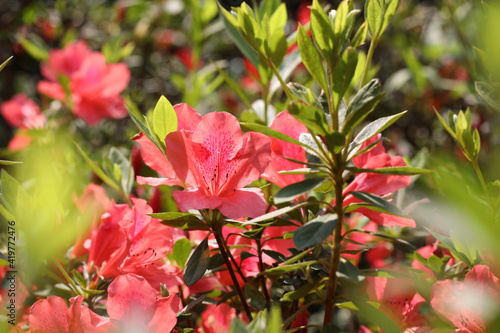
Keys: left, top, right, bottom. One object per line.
{"left": 107, "top": 274, "right": 182, "bottom": 333}
{"left": 28, "top": 295, "right": 111, "bottom": 332}
{"left": 262, "top": 111, "right": 308, "bottom": 188}
{"left": 165, "top": 111, "right": 272, "bottom": 219}
{"left": 37, "top": 40, "right": 130, "bottom": 125}
{"left": 431, "top": 265, "right": 500, "bottom": 332}
{"left": 87, "top": 199, "right": 182, "bottom": 290}
{"left": 1, "top": 93, "right": 46, "bottom": 129}
{"left": 343, "top": 134, "right": 415, "bottom": 228}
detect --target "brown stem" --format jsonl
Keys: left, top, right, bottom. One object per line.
{"left": 256, "top": 236, "right": 271, "bottom": 305}
{"left": 322, "top": 173, "right": 345, "bottom": 327}
{"left": 213, "top": 227, "right": 253, "bottom": 321}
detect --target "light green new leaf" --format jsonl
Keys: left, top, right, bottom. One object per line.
{"left": 0, "top": 56, "right": 13, "bottom": 73}
{"left": 296, "top": 24, "right": 328, "bottom": 93}
{"left": 153, "top": 96, "right": 177, "bottom": 142}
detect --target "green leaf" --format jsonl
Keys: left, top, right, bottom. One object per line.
{"left": 347, "top": 166, "right": 432, "bottom": 176}
{"left": 296, "top": 24, "right": 328, "bottom": 93}
{"left": 153, "top": 96, "right": 177, "bottom": 142}
{"left": 293, "top": 213, "right": 337, "bottom": 249}
{"left": 337, "top": 258, "right": 365, "bottom": 284}
{"left": 127, "top": 106, "right": 165, "bottom": 155}
{"left": 240, "top": 122, "right": 310, "bottom": 149}
{"left": 266, "top": 305, "right": 282, "bottom": 333}
{"left": 245, "top": 202, "right": 312, "bottom": 224}
{"left": 278, "top": 168, "right": 324, "bottom": 175}
{"left": 0, "top": 160, "right": 22, "bottom": 165}
{"left": 275, "top": 178, "right": 326, "bottom": 204}
{"left": 381, "top": 0, "right": 400, "bottom": 37}
{"left": 310, "top": 0, "right": 335, "bottom": 70}
{"left": 220, "top": 5, "right": 260, "bottom": 67}
{"left": 348, "top": 111, "right": 406, "bottom": 158}
{"left": 342, "top": 79, "right": 385, "bottom": 134}
{"left": 150, "top": 212, "right": 209, "bottom": 230}
{"left": 107, "top": 147, "right": 134, "bottom": 196}
{"left": 337, "top": 301, "right": 379, "bottom": 311}
{"left": 288, "top": 101, "right": 330, "bottom": 136}
{"left": 476, "top": 82, "right": 500, "bottom": 111}
{"left": 270, "top": 49, "right": 302, "bottom": 95}
{"left": 17, "top": 35, "right": 49, "bottom": 61}
{"left": 244, "top": 284, "right": 266, "bottom": 310}
{"left": 0, "top": 56, "right": 13, "bottom": 73}
{"left": 173, "top": 238, "right": 192, "bottom": 269}
{"left": 332, "top": 47, "right": 358, "bottom": 112}
{"left": 365, "top": 0, "right": 383, "bottom": 38}
{"left": 183, "top": 235, "right": 210, "bottom": 287}
{"left": 280, "top": 280, "right": 319, "bottom": 301}
{"left": 352, "top": 298, "right": 401, "bottom": 333}
{"left": 257, "top": 260, "right": 316, "bottom": 276}
{"left": 349, "top": 191, "right": 407, "bottom": 217}
{"left": 351, "top": 22, "right": 368, "bottom": 48}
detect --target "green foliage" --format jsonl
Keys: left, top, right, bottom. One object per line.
{"left": 183, "top": 235, "right": 211, "bottom": 287}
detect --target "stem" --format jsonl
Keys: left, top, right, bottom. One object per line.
{"left": 359, "top": 36, "right": 379, "bottom": 89}
{"left": 472, "top": 160, "right": 492, "bottom": 208}
{"left": 256, "top": 234, "right": 271, "bottom": 305}
{"left": 322, "top": 173, "right": 345, "bottom": 327}
{"left": 213, "top": 227, "right": 253, "bottom": 321}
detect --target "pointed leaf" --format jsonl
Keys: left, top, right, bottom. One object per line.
{"left": 349, "top": 191, "right": 406, "bottom": 217}
{"left": 293, "top": 213, "right": 338, "bottom": 249}
{"left": 297, "top": 24, "right": 328, "bottom": 93}
{"left": 184, "top": 235, "right": 210, "bottom": 286}
{"left": 153, "top": 96, "right": 177, "bottom": 142}
{"left": 240, "top": 122, "right": 310, "bottom": 149}
{"left": 0, "top": 56, "right": 13, "bottom": 73}
{"left": 173, "top": 238, "right": 192, "bottom": 269}
{"left": 275, "top": 178, "right": 326, "bottom": 204}
{"left": 347, "top": 166, "right": 432, "bottom": 176}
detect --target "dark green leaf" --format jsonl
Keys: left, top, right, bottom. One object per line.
{"left": 348, "top": 111, "right": 406, "bottom": 157}
{"left": 349, "top": 191, "right": 407, "bottom": 217}
{"left": 280, "top": 280, "right": 319, "bottom": 301}
{"left": 262, "top": 250, "right": 286, "bottom": 262}
{"left": 244, "top": 283, "right": 267, "bottom": 310}
{"left": 240, "top": 122, "right": 310, "bottom": 148}
{"left": 184, "top": 236, "right": 211, "bottom": 286}
{"left": 245, "top": 202, "right": 312, "bottom": 224}
{"left": 293, "top": 213, "right": 337, "bottom": 249}
{"left": 208, "top": 253, "right": 225, "bottom": 270}
{"left": 342, "top": 79, "right": 385, "bottom": 134}
{"left": 275, "top": 178, "right": 326, "bottom": 204}
{"left": 337, "top": 258, "right": 365, "bottom": 284}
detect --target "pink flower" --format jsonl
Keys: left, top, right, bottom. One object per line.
{"left": 262, "top": 111, "right": 308, "bottom": 188}
{"left": 431, "top": 265, "right": 500, "bottom": 332}
{"left": 196, "top": 303, "right": 236, "bottom": 333}
{"left": 368, "top": 276, "right": 427, "bottom": 329}
{"left": 165, "top": 111, "right": 272, "bottom": 219}
{"left": 106, "top": 274, "right": 182, "bottom": 333}
{"left": 28, "top": 295, "right": 111, "bottom": 333}
{"left": 343, "top": 134, "right": 415, "bottom": 228}
{"left": 1, "top": 93, "right": 46, "bottom": 129}
{"left": 133, "top": 103, "right": 202, "bottom": 187}
{"left": 87, "top": 199, "right": 182, "bottom": 290}
{"left": 37, "top": 40, "right": 130, "bottom": 125}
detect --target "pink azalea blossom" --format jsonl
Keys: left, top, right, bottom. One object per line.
{"left": 343, "top": 134, "right": 415, "bottom": 228}
{"left": 262, "top": 110, "right": 308, "bottom": 188}
{"left": 106, "top": 274, "right": 182, "bottom": 333}
{"left": 367, "top": 276, "right": 427, "bottom": 329}
{"left": 37, "top": 40, "right": 130, "bottom": 125}
{"left": 1, "top": 93, "right": 46, "bottom": 129}
{"left": 87, "top": 198, "right": 182, "bottom": 290}
{"left": 165, "top": 111, "right": 272, "bottom": 219}
{"left": 133, "top": 103, "right": 202, "bottom": 187}
{"left": 28, "top": 295, "right": 111, "bottom": 333}
{"left": 196, "top": 303, "right": 236, "bottom": 333}
{"left": 431, "top": 265, "right": 500, "bottom": 332}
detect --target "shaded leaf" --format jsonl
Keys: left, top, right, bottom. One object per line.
{"left": 349, "top": 191, "right": 407, "bottom": 217}
{"left": 184, "top": 235, "right": 210, "bottom": 286}
{"left": 275, "top": 178, "right": 326, "bottom": 204}
{"left": 293, "top": 214, "right": 338, "bottom": 249}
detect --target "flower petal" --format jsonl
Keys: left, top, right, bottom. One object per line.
{"left": 173, "top": 188, "right": 223, "bottom": 212}
{"left": 174, "top": 103, "right": 202, "bottom": 131}
{"left": 146, "top": 294, "right": 182, "bottom": 333}
{"left": 218, "top": 188, "right": 267, "bottom": 219}
{"left": 29, "top": 296, "right": 69, "bottom": 333}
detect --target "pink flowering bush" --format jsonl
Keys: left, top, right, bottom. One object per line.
{"left": 1, "top": 0, "right": 500, "bottom": 332}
